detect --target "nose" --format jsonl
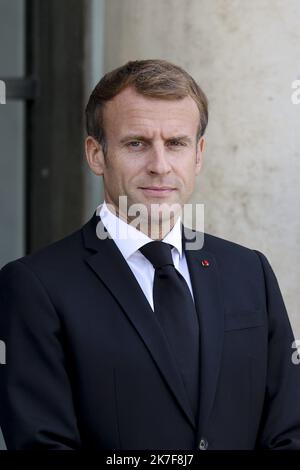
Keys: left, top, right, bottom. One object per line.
{"left": 146, "top": 143, "right": 171, "bottom": 175}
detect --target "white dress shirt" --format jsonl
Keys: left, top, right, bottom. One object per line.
{"left": 97, "top": 201, "right": 194, "bottom": 311}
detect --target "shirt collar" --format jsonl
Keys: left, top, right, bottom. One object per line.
{"left": 97, "top": 201, "right": 183, "bottom": 260}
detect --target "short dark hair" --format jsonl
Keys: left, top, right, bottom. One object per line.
{"left": 85, "top": 59, "right": 208, "bottom": 154}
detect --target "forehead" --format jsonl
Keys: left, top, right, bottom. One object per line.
{"left": 102, "top": 86, "right": 200, "bottom": 136}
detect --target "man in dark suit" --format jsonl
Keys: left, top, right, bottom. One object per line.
{"left": 1, "top": 59, "right": 300, "bottom": 450}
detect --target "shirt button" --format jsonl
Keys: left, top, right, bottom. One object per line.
{"left": 199, "top": 438, "right": 208, "bottom": 450}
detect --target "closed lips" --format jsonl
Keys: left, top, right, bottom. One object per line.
{"left": 140, "top": 187, "right": 175, "bottom": 190}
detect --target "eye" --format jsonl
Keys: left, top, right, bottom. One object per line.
{"left": 127, "top": 140, "right": 143, "bottom": 148}
{"left": 168, "top": 140, "right": 186, "bottom": 147}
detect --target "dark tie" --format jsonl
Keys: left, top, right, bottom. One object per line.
{"left": 139, "top": 241, "right": 200, "bottom": 418}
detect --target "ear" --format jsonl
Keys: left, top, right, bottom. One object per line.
{"left": 85, "top": 136, "right": 105, "bottom": 176}
{"left": 195, "top": 136, "right": 205, "bottom": 175}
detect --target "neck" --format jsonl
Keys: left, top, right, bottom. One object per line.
{"left": 104, "top": 200, "right": 180, "bottom": 240}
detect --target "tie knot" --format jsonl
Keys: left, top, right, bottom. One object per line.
{"left": 139, "top": 241, "right": 174, "bottom": 269}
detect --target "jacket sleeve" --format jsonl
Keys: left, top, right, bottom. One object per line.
{"left": 254, "top": 250, "right": 300, "bottom": 449}
{"left": 0, "top": 260, "right": 81, "bottom": 449}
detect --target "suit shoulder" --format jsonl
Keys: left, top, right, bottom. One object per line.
{"left": 184, "top": 225, "right": 255, "bottom": 254}
{"left": 204, "top": 231, "right": 272, "bottom": 276}
{"left": 184, "top": 226, "right": 265, "bottom": 267}
{"left": 1, "top": 223, "right": 85, "bottom": 276}
{"left": 203, "top": 231, "right": 254, "bottom": 255}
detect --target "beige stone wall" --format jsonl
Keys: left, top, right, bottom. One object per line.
{"left": 103, "top": 0, "right": 300, "bottom": 336}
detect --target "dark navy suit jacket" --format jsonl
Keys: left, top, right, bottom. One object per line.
{"left": 0, "top": 212, "right": 300, "bottom": 450}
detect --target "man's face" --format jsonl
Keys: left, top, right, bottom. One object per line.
{"left": 86, "top": 86, "right": 205, "bottom": 226}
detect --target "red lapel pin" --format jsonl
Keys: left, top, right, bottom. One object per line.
{"left": 201, "top": 259, "right": 210, "bottom": 267}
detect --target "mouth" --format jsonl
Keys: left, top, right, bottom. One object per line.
{"left": 139, "top": 187, "right": 176, "bottom": 197}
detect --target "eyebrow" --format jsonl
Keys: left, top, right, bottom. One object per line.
{"left": 119, "top": 134, "right": 193, "bottom": 145}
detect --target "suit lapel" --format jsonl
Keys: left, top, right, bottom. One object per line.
{"left": 82, "top": 213, "right": 196, "bottom": 430}
{"left": 182, "top": 226, "right": 225, "bottom": 439}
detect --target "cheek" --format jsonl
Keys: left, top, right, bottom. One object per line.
{"left": 105, "top": 157, "right": 126, "bottom": 180}
{"left": 177, "top": 161, "right": 197, "bottom": 184}
{"left": 120, "top": 161, "right": 146, "bottom": 183}
{"left": 116, "top": 167, "right": 141, "bottom": 192}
